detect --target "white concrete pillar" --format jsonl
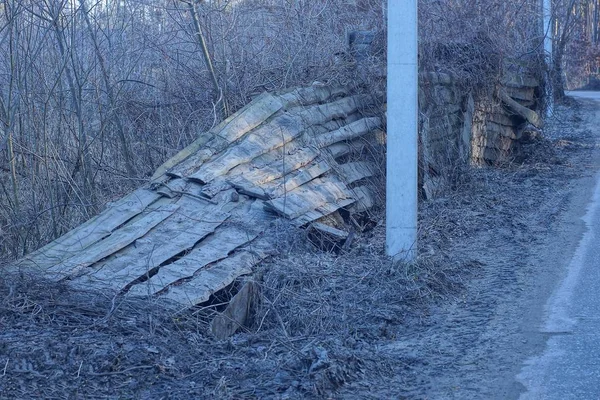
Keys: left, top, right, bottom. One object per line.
{"left": 544, "top": 0, "right": 554, "bottom": 115}
{"left": 386, "top": 0, "right": 418, "bottom": 261}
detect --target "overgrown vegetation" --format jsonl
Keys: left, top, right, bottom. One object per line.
{"left": 1, "top": 0, "right": 600, "bottom": 398}
{"left": 0, "top": 0, "right": 597, "bottom": 259}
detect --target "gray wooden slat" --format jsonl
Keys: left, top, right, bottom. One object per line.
{"left": 189, "top": 96, "right": 370, "bottom": 184}
{"left": 18, "top": 188, "right": 161, "bottom": 270}
{"left": 295, "top": 95, "right": 371, "bottom": 123}
{"left": 126, "top": 198, "right": 271, "bottom": 296}
{"left": 127, "top": 224, "right": 260, "bottom": 297}
{"left": 265, "top": 176, "right": 353, "bottom": 220}
{"left": 157, "top": 250, "right": 265, "bottom": 307}
{"left": 69, "top": 196, "right": 231, "bottom": 290}
{"left": 226, "top": 147, "right": 319, "bottom": 193}
{"left": 326, "top": 140, "right": 367, "bottom": 159}
{"left": 216, "top": 92, "right": 285, "bottom": 143}
{"left": 45, "top": 204, "right": 179, "bottom": 280}
{"left": 166, "top": 93, "right": 284, "bottom": 178}
{"left": 199, "top": 140, "right": 305, "bottom": 199}
{"left": 315, "top": 117, "right": 381, "bottom": 148}
{"left": 265, "top": 160, "right": 331, "bottom": 198}
{"left": 189, "top": 113, "right": 305, "bottom": 183}
{"left": 156, "top": 178, "right": 188, "bottom": 198}
{"left": 278, "top": 85, "right": 347, "bottom": 108}
{"left": 337, "top": 161, "right": 376, "bottom": 185}
{"left": 291, "top": 198, "right": 355, "bottom": 226}
{"left": 347, "top": 186, "right": 375, "bottom": 213}
{"left": 310, "top": 222, "right": 349, "bottom": 240}
{"left": 151, "top": 132, "right": 213, "bottom": 181}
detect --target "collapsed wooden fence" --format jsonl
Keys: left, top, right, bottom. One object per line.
{"left": 14, "top": 85, "right": 382, "bottom": 325}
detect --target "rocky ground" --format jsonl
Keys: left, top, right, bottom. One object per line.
{"left": 1, "top": 95, "right": 598, "bottom": 399}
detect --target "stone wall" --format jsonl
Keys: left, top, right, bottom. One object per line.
{"left": 349, "top": 31, "right": 543, "bottom": 198}
{"left": 471, "top": 65, "right": 541, "bottom": 164}
{"left": 418, "top": 72, "right": 473, "bottom": 199}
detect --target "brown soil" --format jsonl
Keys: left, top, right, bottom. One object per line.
{"left": 1, "top": 96, "right": 598, "bottom": 399}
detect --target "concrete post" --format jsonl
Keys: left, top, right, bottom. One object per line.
{"left": 386, "top": 0, "right": 418, "bottom": 261}
{"left": 543, "top": 0, "right": 554, "bottom": 115}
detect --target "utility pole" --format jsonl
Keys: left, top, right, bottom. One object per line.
{"left": 386, "top": 0, "right": 418, "bottom": 261}
{"left": 543, "top": 0, "right": 554, "bottom": 115}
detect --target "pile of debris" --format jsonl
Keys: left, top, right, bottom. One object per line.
{"left": 15, "top": 85, "right": 383, "bottom": 335}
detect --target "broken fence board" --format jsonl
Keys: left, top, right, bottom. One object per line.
{"left": 211, "top": 281, "right": 256, "bottom": 340}
{"left": 266, "top": 159, "right": 332, "bottom": 198}
{"left": 69, "top": 196, "right": 230, "bottom": 291}
{"left": 296, "top": 95, "right": 371, "bottom": 123}
{"left": 291, "top": 198, "right": 356, "bottom": 227}
{"left": 189, "top": 95, "right": 371, "bottom": 184}
{"left": 326, "top": 140, "right": 368, "bottom": 159}
{"left": 156, "top": 178, "right": 188, "bottom": 198}
{"left": 215, "top": 92, "right": 284, "bottom": 144}
{"left": 347, "top": 186, "right": 375, "bottom": 213}
{"left": 310, "top": 222, "right": 349, "bottom": 241}
{"left": 227, "top": 146, "right": 319, "bottom": 190}
{"left": 337, "top": 161, "right": 376, "bottom": 185}
{"left": 45, "top": 204, "right": 179, "bottom": 280}
{"left": 189, "top": 113, "right": 306, "bottom": 183}
{"left": 162, "top": 93, "right": 284, "bottom": 179}
{"left": 157, "top": 250, "right": 265, "bottom": 308}
{"left": 127, "top": 224, "right": 260, "bottom": 297}
{"left": 17, "top": 188, "right": 161, "bottom": 271}
{"left": 127, "top": 198, "right": 269, "bottom": 296}
{"left": 315, "top": 117, "right": 381, "bottom": 148}
{"left": 265, "top": 176, "right": 353, "bottom": 220}
{"left": 151, "top": 132, "right": 213, "bottom": 181}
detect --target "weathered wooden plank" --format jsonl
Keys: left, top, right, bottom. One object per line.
{"left": 310, "top": 222, "right": 349, "bottom": 241}
{"left": 266, "top": 160, "right": 332, "bottom": 198}
{"left": 200, "top": 180, "right": 233, "bottom": 198}
{"left": 227, "top": 147, "right": 319, "bottom": 189}
{"left": 166, "top": 93, "right": 285, "bottom": 178}
{"left": 157, "top": 250, "right": 266, "bottom": 307}
{"left": 188, "top": 95, "right": 370, "bottom": 183}
{"left": 228, "top": 180, "right": 269, "bottom": 200}
{"left": 69, "top": 196, "right": 230, "bottom": 290}
{"left": 291, "top": 198, "right": 356, "bottom": 226}
{"left": 201, "top": 140, "right": 305, "bottom": 198}
{"left": 127, "top": 198, "right": 270, "bottom": 296}
{"left": 166, "top": 147, "right": 216, "bottom": 179}
{"left": 189, "top": 113, "right": 306, "bottom": 183}
{"left": 45, "top": 204, "right": 179, "bottom": 280}
{"left": 265, "top": 176, "right": 353, "bottom": 220}
{"left": 499, "top": 89, "right": 543, "bottom": 128}
{"left": 216, "top": 92, "right": 285, "bottom": 143}
{"left": 337, "top": 161, "right": 375, "bottom": 185}
{"left": 18, "top": 188, "right": 161, "bottom": 270}
{"left": 315, "top": 117, "right": 381, "bottom": 148}
{"left": 151, "top": 132, "right": 213, "bottom": 181}
{"left": 295, "top": 95, "right": 371, "bottom": 124}
{"left": 347, "top": 186, "right": 375, "bottom": 213}
{"left": 127, "top": 224, "right": 260, "bottom": 297}
{"left": 202, "top": 118, "right": 349, "bottom": 199}
{"left": 211, "top": 281, "right": 256, "bottom": 340}
{"left": 199, "top": 117, "right": 348, "bottom": 199}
